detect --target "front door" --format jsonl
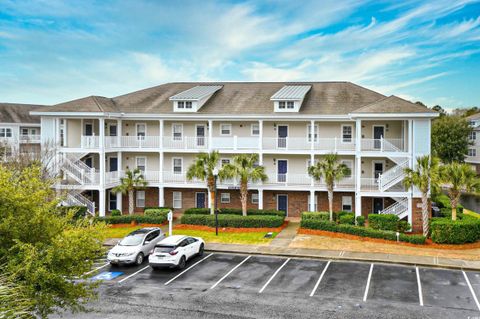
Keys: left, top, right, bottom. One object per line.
{"left": 277, "top": 195, "right": 288, "bottom": 216}
{"left": 196, "top": 125, "right": 206, "bottom": 147}
{"left": 373, "top": 126, "right": 384, "bottom": 149}
{"left": 277, "top": 160, "right": 287, "bottom": 183}
{"left": 196, "top": 192, "right": 206, "bottom": 208}
{"left": 84, "top": 122, "right": 93, "bottom": 136}
{"left": 109, "top": 157, "right": 118, "bottom": 172}
{"left": 84, "top": 157, "right": 93, "bottom": 168}
{"left": 109, "top": 124, "right": 117, "bottom": 137}
{"left": 373, "top": 162, "right": 384, "bottom": 180}
{"left": 278, "top": 125, "right": 288, "bottom": 148}
{"left": 373, "top": 198, "right": 384, "bottom": 214}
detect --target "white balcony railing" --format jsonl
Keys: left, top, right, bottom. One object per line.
{"left": 263, "top": 138, "right": 310, "bottom": 150}
{"left": 80, "top": 136, "right": 100, "bottom": 149}
{"left": 361, "top": 138, "right": 404, "bottom": 152}
{"left": 264, "top": 173, "right": 311, "bottom": 186}
{"left": 19, "top": 134, "right": 41, "bottom": 143}
{"left": 163, "top": 137, "right": 209, "bottom": 150}
{"left": 210, "top": 136, "right": 260, "bottom": 150}
{"left": 119, "top": 136, "right": 160, "bottom": 148}
{"left": 360, "top": 178, "right": 379, "bottom": 191}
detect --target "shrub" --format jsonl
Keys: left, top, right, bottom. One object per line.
{"left": 184, "top": 208, "right": 210, "bottom": 215}
{"left": 368, "top": 214, "right": 400, "bottom": 232}
{"left": 181, "top": 214, "right": 284, "bottom": 228}
{"left": 397, "top": 220, "right": 411, "bottom": 233}
{"left": 356, "top": 216, "right": 366, "bottom": 227}
{"left": 145, "top": 206, "right": 174, "bottom": 211}
{"left": 300, "top": 219, "right": 426, "bottom": 244}
{"left": 144, "top": 208, "right": 170, "bottom": 218}
{"left": 96, "top": 215, "right": 167, "bottom": 225}
{"left": 58, "top": 205, "right": 88, "bottom": 219}
{"left": 433, "top": 193, "right": 463, "bottom": 213}
{"left": 333, "top": 211, "right": 351, "bottom": 221}
{"left": 439, "top": 207, "right": 464, "bottom": 219}
{"left": 183, "top": 208, "right": 285, "bottom": 217}
{"left": 110, "top": 209, "right": 121, "bottom": 216}
{"left": 430, "top": 218, "right": 480, "bottom": 244}
{"left": 301, "top": 211, "right": 329, "bottom": 221}
{"left": 339, "top": 213, "right": 355, "bottom": 225}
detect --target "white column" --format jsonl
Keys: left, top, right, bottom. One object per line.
{"left": 407, "top": 195, "right": 413, "bottom": 226}
{"left": 258, "top": 189, "right": 263, "bottom": 209}
{"left": 355, "top": 194, "right": 362, "bottom": 218}
{"left": 116, "top": 192, "right": 122, "bottom": 213}
{"left": 99, "top": 189, "right": 106, "bottom": 217}
{"left": 159, "top": 119, "right": 164, "bottom": 149}
{"left": 99, "top": 118, "right": 105, "bottom": 149}
{"left": 159, "top": 187, "right": 165, "bottom": 207}
{"left": 355, "top": 119, "right": 362, "bottom": 218}
{"left": 159, "top": 152, "right": 164, "bottom": 183}
{"left": 408, "top": 119, "right": 413, "bottom": 168}
{"left": 117, "top": 119, "right": 122, "bottom": 147}
{"left": 208, "top": 120, "right": 213, "bottom": 151}
{"left": 309, "top": 190, "right": 315, "bottom": 212}
{"left": 117, "top": 151, "right": 122, "bottom": 171}
{"left": 258, "top": 119, "right": 263, "bottom": 150}
{"left": 310, "top": 120, "right": 315, "bottom": 151}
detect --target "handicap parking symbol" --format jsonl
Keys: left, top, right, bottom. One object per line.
{"left": 91, "top": 271, "right": 124, "bottom": 281}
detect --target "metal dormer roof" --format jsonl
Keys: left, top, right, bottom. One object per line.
{"left": 169, "top": 85, "right": 223, "bottom": 101}
{"left": 270, "top": 85, "right": 312, "bottom": 100}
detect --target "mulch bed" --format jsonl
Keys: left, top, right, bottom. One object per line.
{"left": 108, "top": 222, "right": 168, "bottom": 228}
{"left": 175, "top": 221, "right": 289, "bottom": 233}
{"left": 298, "top": 228, "right": 480, "bottom": 250}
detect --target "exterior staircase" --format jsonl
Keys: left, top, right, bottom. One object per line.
{"left": 379, "top": 197, "right": 408, "bottom": 219}
{"left": 378, "top": 158, "right": 409, "bottom": 192}
{"left": 62, "top": 190, "right": 96, "bottom": 216}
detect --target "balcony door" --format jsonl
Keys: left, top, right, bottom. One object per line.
{"left": 277, "top": 125, "right": 288, "bottom": 148}
{"left": 84, "top": 122, "right": 93, "bottom": 136}
{"left": 196, "top": 125, "right": 206, "bottom": 147}
{"left": 373, "top": 161, "right": 384, "bottom": 180}
{"left": 109, "top": 157, "right": 118, "bottom": 172}
{"left": 373, "top": 198, "right": 384, "bottom": 214}
{"left": 277, "top": 160, "right": 287, "bottom": 182}
{"left": 373, "top": 126, "right": 384, "bottom": 149}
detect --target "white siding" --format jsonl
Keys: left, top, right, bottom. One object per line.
{"left": 41, "top": 117, "right": 56, "bottom": 145}
{"left": 412, "top": 119, "right": 430, "bottom": 157}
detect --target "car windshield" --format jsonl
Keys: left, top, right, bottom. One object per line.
{"left": 119, "top": 234, "right": 145, "bottom": 246}
{"left": 154, "top": 245, "right": 175, "bottom": 253}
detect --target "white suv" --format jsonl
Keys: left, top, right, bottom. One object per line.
{"left": 149, "top": 235, "right": 205, "bottom": 270}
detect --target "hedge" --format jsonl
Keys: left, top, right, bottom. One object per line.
{"left": 356, "top": 216, "right": 366, "bottom": 227}
{"left": 145, "top": 206, "right": 174, "bottom": 211}
{"left": 430, "top": 218, "right": 480, "bottom": 244}
{"left": 339, "top": 213, "right": 355, "bottom": 225}
{"left": 96, "top": 215, "right": 167, "bottom": 225}
{"left": 110, "top": 209, "right": 121, "bottom": 216}
{"left": 58, "top": 206, "right": 88, "bottom": 219}
{"left": 300, "top": 211, "right": 352, "bottom": 222}
{"left": 181, "top": 214, "right": 284, "bottom": 228}
{"left": 183, "top": 208, "right": 285, "bottom": 217}
{"left": 144, "top": 208, "right": 170, "bottom": 218}
{"left": 368, "top": 214, "right": 399, "bottom": 231}
{"left": 301, "top": 219, "right": 425, "bottom": 244}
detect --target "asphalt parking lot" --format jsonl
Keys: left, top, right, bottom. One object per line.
{"left": 62, "top": 253, "right": 480, "bottom": 318}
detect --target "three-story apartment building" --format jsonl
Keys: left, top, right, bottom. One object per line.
{"left": 31, "top": 82, "right": 437, "bottom": 232}
{"left": 466, "top": 113, "right": 480, "bottom": 173}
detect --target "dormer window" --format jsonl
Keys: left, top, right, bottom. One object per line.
{"left": 287, "top": 101, "right": 294, "bottom": 109}
{"left": 270, "top": 85, "right": 311, "bottom": 113}
{"left": 170, "top": 85, "right": 223, "bottom": 112}
{"left": 178, "top": 101, "right": 184, "bottom": 109}
{"left": 279, "top": 101, "right": 285, "bottom": 109}
{"left": 185, "top": 101, "right": 192, "bottom": 109}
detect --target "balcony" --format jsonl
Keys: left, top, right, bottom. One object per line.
{"left": 19, "top": 134, "right": 41, "bottom": 143}
{"left": 361, "top": 138, "right": 405, "bottom": 152}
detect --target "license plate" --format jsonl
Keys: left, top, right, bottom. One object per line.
{"left": 113, "top": 259, "right": 119, "bottom": 263}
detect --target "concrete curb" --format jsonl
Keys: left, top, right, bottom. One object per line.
{"left": 205, "top": 244, "right": 480, "bottom": 272}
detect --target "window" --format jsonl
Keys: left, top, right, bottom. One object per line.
{"left": 221, "top": 158, "right": 230, "bottom": 166}
{"left": 177, "top": 101, "right": 185, "bottom": 109}
{"left": 220, "top": 193, "right": 230, "bottom": 203}
{"left": 108, "top": 192, "right": 117, "bottom": 211}
{"left": 470, "top": 131, "right": 476, "bottom": 140}
{"left": 136, "top": 157, "right": 146, "bottom": 172}
{"left": 109, "top": 125, "right": 117, "bottom": 137}
{"left": 136, "top": 190, "right": 145, "bottom": 208}
{"left": 340, "top": 160, "right": 353, "bottom": 178}
{"left": 342, "top": 125, "right": 353, "bottom": 143}
{"left": 173, "top": 124, "right": 183, "bottom": 140}
{"left": 173, "top": 158, "right": 182, "bottom": 174}
{"left": 342, "top": 196, "right": 352, "bottom": 212}
{"left": 307, "top": 124, "right": 318, "bottom": 142}
{"left": 0, "top": 128, "right": 12, "bottom": 138}
{"left": 251, "top": 193, "right": 259, "bottom": 204}
{"left": 21, "top": 128, "right": 29, "bottom": 136}
{"left": 470, "top": 121, "right": 476, "bottom": 127}
{"left": 185, "top": 101, "right": 192, "bottom": 109}
{"left": 173, "top": 191, "right": 182, "bottom": 209}
{"left": 30, "top": 128, "right": 37, "bottom": 135}
{"left": 278, "top": 101, "right": 286, "bottom": 109}
{"left": 287, "top": 101, "right": 294, "bottom": 109}
{"left": 469, "top": 149, "right": 477, "bottom": 157}
{"left": 136, "top": 123, "right": 146, "bottom": 140}
{"left": 251, "top": 123, "right": 260, "bottom": 136}
{"left": 220, "top": 124, "right": 232, "bottom": 136}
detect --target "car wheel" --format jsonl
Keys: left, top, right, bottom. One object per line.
{"left": 178, "top": 256, "right": 186, "bottom": 270}
{"left": 135, "top": 253, "right": 144, "bottom": 265}
{"left": 197, "top": 244, "right": 204, "bottom": 257}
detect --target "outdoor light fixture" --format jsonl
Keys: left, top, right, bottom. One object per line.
{"left": 212, "top": 167, "right": 219, "bottom": 236}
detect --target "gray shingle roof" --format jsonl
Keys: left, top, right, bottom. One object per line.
{"left": 32, "top": 82, "right": 436, "bottom": 116}
{"left": 0, "top": 103, "right": 43, "bottom": 123}
{"left": 270, "top": 85, "right": 311, "bottom": 100}
{"left": 169, "top": 85, "right": 223, "bottom": 100}
{"left": 351, "top": 95, "right": 437, "bottom": 114}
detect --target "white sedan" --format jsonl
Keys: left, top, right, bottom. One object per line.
{"left": 149, "top": 235, "right": 205, "bottom": 270}
{"left": 107, "top": 227, "right": 165, "bottom": 266}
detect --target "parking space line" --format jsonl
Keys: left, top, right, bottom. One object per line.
{"left": 363, "top": 263, "right": 374, "bottom": 302}
{"left": 309, "top": 260, "right": 331, "bottom": 297}
{"left": 259, "top": 258, "right": 291, "bottom": 294}
{"left": 463, "top": 271, "right": 480, "bottom": 311}
{"left": 85, "top": 262, "right": 109, "bottom": 275}
{"left": 164, "top": 253, "right": 214, "bottom": 286}
{"left": 210, "top": 255, "right": 251, "bottom": 290}
{"left": 118, "top": 266, "right": 150, "bottom": 283}
{"left": 416, "top": 267, "right": 423, "bottom": 306}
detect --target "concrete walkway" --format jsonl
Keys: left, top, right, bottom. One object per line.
{"left": 205, "top": 242, "right": 480, "bottom": 271}
{"left": 269, "top": 221, "right": 299, "bottom": 247}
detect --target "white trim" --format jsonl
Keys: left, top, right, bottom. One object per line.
{"left": 276, "top": 194, "right": 288, "bottom": 216}
{"left": 220, "top": 192, "right": 231, "bottom": 203}
{"left": 107, "top": 155, "right": 118, "bottom": 172}
{"left": 251, "top": 193, "right": 259, "bottom": 204}
{"left": 341, "top": 124, "right": 354, "bottom": 143}
{"left": 341, "top": 195, "right": 353, "bottom": 212}
{"left": 107, "top": 122, "right": 117, "bottom": 136}
{"left": 306, "top": 123, "right": 319, "bottom": 142}
{"left": 172, "top": 157, "right": 183, "bottom": 174}
{"left": 195, "top": 124, "right": 206, "bottom": 138}
{"left": 173, "top": 191, "right": 182, "bottom": 209}
{"left": 277, "top": 158, "right": 288, "bottom": 177}
{"left": 135, "top": 122, "right": 147, "bottom": 139}
{"left": 219, "top": 123, "right": 232, "bottom": 136}
{"left": 251, "top": 123, "right": 260, "bottom": 136}
{"left": 136, "top": 190, "right": 145, "bottom": 208}
{"left": 83, "top": 120, "right": 93, "bottom": 136}
{"left": 135, "top": 156, "right": 147, "bottom": 172}
{"left": 172, "top": 123, "right": 184, "bottom": 140}
{"left": 107, "top": 191, "right": 117, "bottom": 211}
{"left": 276, "top": 124, "right": 289, "bottom": 138}
{"left": 220, "top": 158, "right": 231, "bottom": 166}
{"left": 340, "top": 159, "right": 353, "bottom": 178}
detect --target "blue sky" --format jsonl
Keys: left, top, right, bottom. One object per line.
{"left": 0, "top": 0, "right": 479, "bottom": 109}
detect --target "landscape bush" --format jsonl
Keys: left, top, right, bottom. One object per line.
{"left": 144, "top": 208, "right": 170, "bottom": 218}
{"left": 301, "top": 211, "right": 329, "bottom": 221}
{"left": 183, "top": 208, "right": 285, "bottom": 217}
{"left": 338, "top": 213, "right": 355, "bottom": 225}
{"left": 96, "top": 215, "right": 167, "bottom": 225}
{"left": 181, "top": 214, "right": 284, "bottom": 228}
{"left": 110, "top": 209, "right": 121, "bottom": 216}
{"left": 57, "top": 205, "right": 88, "bottom": 219}
{"left": 430, "top": 218, "right": 480, "bottom": 244}
{"left": 300, "top": 219, "right": 425, "bottom": 244}
{"left": 145, "top": 206, "right": 174, "bottom": 211}
{"left": 368, "top": 214, "right": 399, "bottom": 231}
{"left": 356, "top": 216, "right": 366, "bottom": 227}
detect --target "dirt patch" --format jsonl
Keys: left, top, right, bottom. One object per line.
{"left": 175, "top": 221, "right": 289, "bottom": 233}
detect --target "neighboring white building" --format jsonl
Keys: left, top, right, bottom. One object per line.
{"left": 0, "top": 103, "right": 42, "bottom": 160}
{"left": 466, "top": 113, "right": 480, "bottom": 173}
{"left": 30, "top": 82, "right": 438, "bottom": 232}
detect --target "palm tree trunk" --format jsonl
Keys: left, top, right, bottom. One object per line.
{"left": 240, "top": 180, "right": 248, "bottom": 216}
{"left": 328, "top": 187, "right": 333, "bottom": 222}
{"left": 421, "top": 192, "right": 429, "bottom": 237}
{"left": 128, "top": 190, "right": 134, "bottom": 215}
{"left": 451, "top": 197, "right": 458, "bottom": 221}
{"left": 210, "top": 190, "right": 215, "bottom": 215}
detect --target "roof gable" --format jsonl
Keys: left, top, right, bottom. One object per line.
{"left": 351, "top": 95, "right": 437, "bottom": 114}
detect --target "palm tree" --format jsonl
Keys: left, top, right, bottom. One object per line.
{"left": 186, "top": 151, "right": 220, "bottom": 215}
{"left": 308, "top": 153, "right": 350, "bottom": 222}
{"left": 111, "top": 168, "right": 148, "bottom": 215}
{"left": 439, "top": 162, "right": 480, "bottom": 220}
{"left": 221, "top": 153, "right": 268, "bottom": 216}
{"left": 403, "top": 155, "right": 440, "bottom": 236}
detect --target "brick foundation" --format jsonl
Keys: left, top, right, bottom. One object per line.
{"left": 119, "top": 187, "right": 159, "bottom": 213}
{"left": 316, "top": 192, "right": 356, "bottom": 213}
